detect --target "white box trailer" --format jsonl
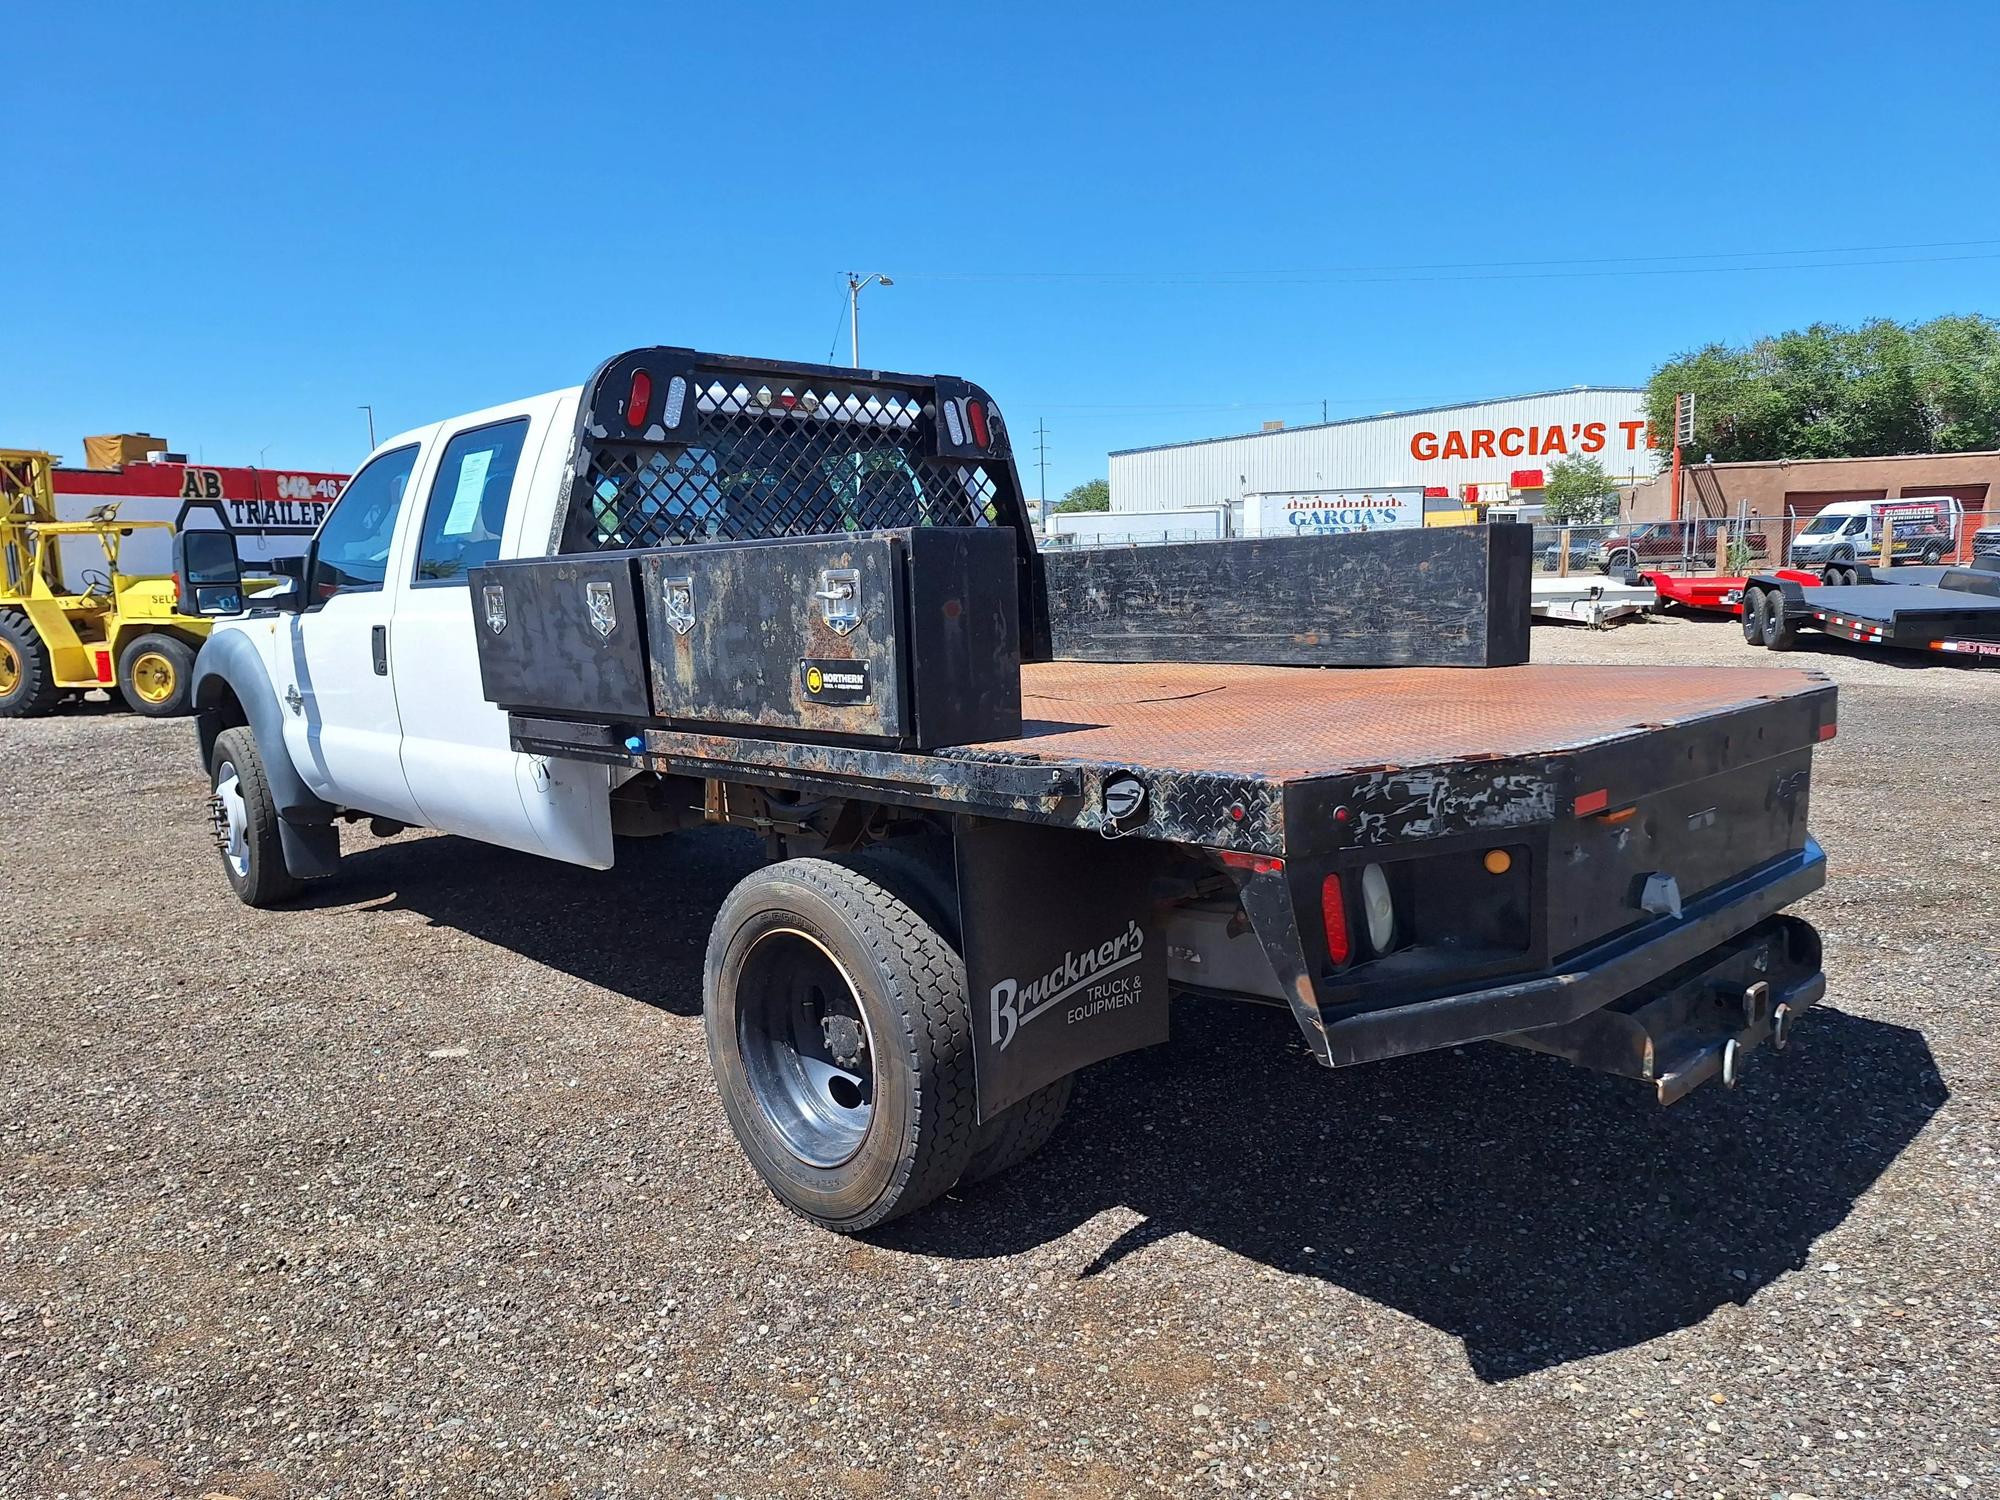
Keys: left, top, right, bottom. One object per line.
{"left": 1046, "top": 506, "right": 1227, "bottom": 548}
{"left": 1239, "top": 487, "right": 1427, "bottom": 538}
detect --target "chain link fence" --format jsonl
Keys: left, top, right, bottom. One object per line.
{"left": 1531, "top": 508, "right": 1998, "bottom": 578}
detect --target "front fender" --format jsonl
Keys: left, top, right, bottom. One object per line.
{"left": 191, "top": 627, "right": 340, "bottom": 879}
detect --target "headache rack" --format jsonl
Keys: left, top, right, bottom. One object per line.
{"left": 550, "top": 347, "right": 1049, "bottom": 657}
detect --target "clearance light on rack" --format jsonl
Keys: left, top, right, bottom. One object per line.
{"left": 626, "top": 369, "right": 653, "bottom": 431}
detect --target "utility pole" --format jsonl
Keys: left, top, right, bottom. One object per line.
{"left": 358, "top": 404, "right": 376, "bottom": 450}
{"left": 1033, "top": 420, "right": 1051, "bottom": 523}
{"left": 1322, "top": 399, "right": 1328, "bottom": 424}
{"left": 845, "top": 272, "right": 894, "bottom": 368}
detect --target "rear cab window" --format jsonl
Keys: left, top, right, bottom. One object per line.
{"left": 412, "top": 418, "right": 530, "bottom": 585}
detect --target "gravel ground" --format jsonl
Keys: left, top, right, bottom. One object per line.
{"left": 3, "top": 614, "right": 1997, "bottom": 1499}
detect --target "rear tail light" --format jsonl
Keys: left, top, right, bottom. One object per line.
{"left": 1320, "top": 873, "right": 1352, "bottom": 966}
{"left": 966, "top": 400, "right": 990, "bottom": 449}
{"left": 942, "top": 400, "right": 966, "bottom": 445}
{"left": 626, "top": 370, "right": 654, "bottom": 430}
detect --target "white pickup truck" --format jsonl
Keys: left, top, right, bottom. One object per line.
{"left": 181, "top": 345, "right": 1834, "bottom": 1233}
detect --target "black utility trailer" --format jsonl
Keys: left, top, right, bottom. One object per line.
{"left": 471, "top": 346, "right": 1835, "bottom": 1231}
{"left": 1741, "top": 557, "right": 2000, "bottom": 662}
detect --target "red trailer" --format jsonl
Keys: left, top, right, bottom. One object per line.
{"left": 1645, "top": 569, "right": 1821, "bottom": 617}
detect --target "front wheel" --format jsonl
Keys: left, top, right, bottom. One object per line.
{"left": 704, "top": 858, "right": 979, "bottom": 1232}
{"left": 209, "top": 726, "right": 305, "bottom": 907}
{"left": 117, "top": 632, "right": 197, "bottom": 717}
{"left": 1922, "top": 542, "right": 1944, "bottom": 565}
{"left": 0, "top": 610, "right": 62, "bottom": 719}
{"left": 1607, "top": 548, "right": 1636, "bottom": 574}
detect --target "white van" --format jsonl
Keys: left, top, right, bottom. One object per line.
{"left": 1788, "top": 495, "right": 1963, "bottom": 569}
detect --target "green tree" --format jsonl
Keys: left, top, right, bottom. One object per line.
{"left": 1646, "top": 314, "right": 2000, "bottom": 462}
{"left": 1051, "top": 478, "right": 1110, "bottom": 513}
{"left": 1541, "top": 454, "right": 1618, "bottom": 523}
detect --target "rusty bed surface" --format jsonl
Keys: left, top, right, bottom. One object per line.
{"left": 954, "top": 661, "right": 1828, "bottom": 780}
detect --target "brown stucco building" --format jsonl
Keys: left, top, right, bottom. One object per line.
{"left": 1622, "top": 451, "right": 1998, "bottom": 527}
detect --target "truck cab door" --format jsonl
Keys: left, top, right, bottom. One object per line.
{"left": 387, "top": 400, "right": 612, "bottom": 865}
{"left": 278, "top": 441, "right": 430, "bottom": 825}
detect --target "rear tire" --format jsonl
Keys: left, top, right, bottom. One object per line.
{"left": 1739, "top": 586, "right": 1766, "bottom": 645}
{"left": 704, "top": 858, "right": 978, "bottom": 1232}
{"left": 1922, "top": 542, "right": 1944, "bottom": 565}
{"left": 209, "top": 726, "right": 305, "bottom": 907}
{"left": 962, "top": 1075, "right": 1074, "bottom": 1185}
{"left": 0, "top": 610, "right": 62, "bottom": 719}
{"left": 1758, "top": 590, "right": 1797, "bottom": 651}
{"left": 117, "top": 632, "right": 197, "bottom": 717}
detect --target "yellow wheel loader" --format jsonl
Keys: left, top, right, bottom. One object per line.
{"left": 0, "top": 449, "right": 231, "bottom": 719}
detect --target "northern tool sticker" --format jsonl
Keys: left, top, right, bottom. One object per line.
{"left": 800, "top": 660, "right": 870, "bottom": 704}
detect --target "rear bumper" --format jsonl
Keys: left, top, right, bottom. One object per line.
{"left": 1244, "top": 839, "right": 1826, "bottom": 1087}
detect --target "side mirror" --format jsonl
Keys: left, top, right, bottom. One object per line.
{"left": 173, "top": 529, "right": 245, "bottom": 617}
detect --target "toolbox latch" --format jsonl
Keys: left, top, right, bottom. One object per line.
{"left": 815, "top": 568, "right": 861, "bottom": 634}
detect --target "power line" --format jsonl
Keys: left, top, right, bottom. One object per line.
{"left": 894, "top": 245, "right": 2000, "bottom": 289}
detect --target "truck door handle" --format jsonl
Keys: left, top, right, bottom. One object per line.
{"left": 371, "top": 625, "right": 388, "bottom": 675}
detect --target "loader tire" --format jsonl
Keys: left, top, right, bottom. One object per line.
{"left": 0, "top": 610, "right": 62, "bottom": 719}
{"left": 705, "top": 858, "right": 978, "bottom": 1233}
{"left": 961, "top": 1074, "right": 1074, "bottom": 1186}
{"left": 209, "top": 726, "right": 304, "bottom": 908}
{"left": 117, "top": 632, "right": 197, "bottom": 717}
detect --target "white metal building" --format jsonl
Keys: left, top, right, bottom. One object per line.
{"left": 1108, "top": 387, "right": 1655, "bottom": 514}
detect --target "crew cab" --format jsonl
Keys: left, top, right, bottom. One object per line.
{"left": 179, "top": 347, "right": 1835, "bottom": 1233}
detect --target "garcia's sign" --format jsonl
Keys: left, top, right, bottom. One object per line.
{"left": 957, "top": 820, "right": 1169, "bottom": 1119}
{"left": 1410, "top": 420, "right": 1657, "bottom": 461}
{"left": 1243, "top": 487, "right": 1424, "bottom": 537}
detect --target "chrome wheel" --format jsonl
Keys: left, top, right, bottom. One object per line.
{"left": 211, "top": 763, "right": 251, "bottom": 879}
{"left": 735, "top": 927, "right": 876, "bottom": 1168}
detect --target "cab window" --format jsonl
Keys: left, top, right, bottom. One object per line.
{"left": 308, "top": 445, "right": 420, "bottom": 603}
{"left": 413, "top": 418, "right": 530, "bottom": 584}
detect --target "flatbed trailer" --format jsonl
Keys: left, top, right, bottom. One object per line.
{"left": 181, "top": 345, "right": 1838, "bottom": 1232}
{"left": 1741, "top": 558, "right": 2000, "bottom": 661}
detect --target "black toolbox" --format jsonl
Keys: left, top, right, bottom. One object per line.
{"left": 470, "top": 526, "right": 1022, "bottom": 749}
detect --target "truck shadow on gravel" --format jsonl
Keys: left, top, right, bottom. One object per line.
{"left": 893, "top": 998, "right": 1947, "bottom": 1383}
{"left": 326, "top": 828, "right": 1946, "bottom": 1384}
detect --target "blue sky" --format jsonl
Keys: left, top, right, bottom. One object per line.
{"left": 6, "top": 2, "right": 1997, "bottom": 500}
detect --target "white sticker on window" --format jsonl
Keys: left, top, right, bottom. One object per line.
{"left": 441, "top": 447, "right": 494, "bottom": 535}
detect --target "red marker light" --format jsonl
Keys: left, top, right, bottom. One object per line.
{"left": 1818, "top": 721, "right": 1837, "bottom": 741}
{"left": 627, "top": 370, "right": 654, "bottom": 430}
{"left": 1217, "top": 850, "right": 1283, "bottom": 874}
{"left": 1321, "top": 874, "right": 1352, "bottom": 966}
{"left": 1574, "top": 788, "right": 1610, "bottom": 817}
{"left": 966, "top": 399, "right": 990, "bottom": 448}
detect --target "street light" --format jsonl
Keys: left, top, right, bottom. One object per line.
{"left": 845, "top": 272, "right": 893, "bottom": 368}
{"left": 358, "top": 404, "right": 376, "bottom": 450}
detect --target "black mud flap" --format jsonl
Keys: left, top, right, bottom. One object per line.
{"left": 1499, "top": 915, "right": 1823, "bottom": 1103}
{"left": 956, "top": 820, "right": 1170, "bottom": 1121}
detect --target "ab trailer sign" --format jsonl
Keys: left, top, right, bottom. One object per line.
{"left": 1243, "top": 487, "right": 1424, "bottom": 537}
{"left": 175, "top": 466, "right": 347, "bottom": 535}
